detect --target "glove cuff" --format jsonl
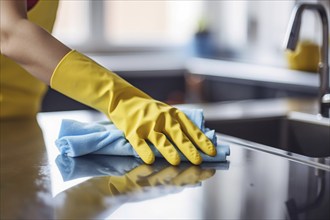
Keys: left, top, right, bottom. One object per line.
{"left": 50, "top": 50, "right": 77, "bottom": 88}
{"left": 50, "top": 50, "right": 115, "bottom": 114}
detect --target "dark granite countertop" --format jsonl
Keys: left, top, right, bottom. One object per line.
{"left": 1, "top": 108, "right": 329, "bottom": 219}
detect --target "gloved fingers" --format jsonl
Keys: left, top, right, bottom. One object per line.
{"left": 163, "top": 122, "right": 202, "bottom": 165}
{"left": 176, "top": 111, "right": 216, "bottom": 157}
{"left": 127, "top": 136, "right": 155, "bottom": 164}
{"left": 148, "top": 132, "right": 181, "bottom": 166}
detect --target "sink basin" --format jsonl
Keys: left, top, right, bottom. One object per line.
{"left": 206, "top": 112, "right": 330, "bottom": 158}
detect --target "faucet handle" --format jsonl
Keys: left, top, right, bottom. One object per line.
{"left": 321, "top": 94, "right": 330, "bottom": 118}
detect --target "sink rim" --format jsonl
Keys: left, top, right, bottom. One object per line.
{"left": 207, "top": 110, "right": 329, "bottom": 158}
{"left": 218, "top": 133, "right": 330, "bottom": 172}
{"left": 288, "top": 111, "right": 330, "bottom": 126}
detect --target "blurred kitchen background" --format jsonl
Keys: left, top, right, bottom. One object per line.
{"left": 41, "top": 0, "right": 330, "bottom": 112}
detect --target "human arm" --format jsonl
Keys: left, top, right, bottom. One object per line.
{"left": 0, "top": 0, "right": 70, "bottom": 84}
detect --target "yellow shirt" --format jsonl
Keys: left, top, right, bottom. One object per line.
{"left": 0, "top": 0, "right": 59, "bottom": 119}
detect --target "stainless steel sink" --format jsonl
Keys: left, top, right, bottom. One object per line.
{"left": 206, "top": 112, "right": 330, "bottom": 158}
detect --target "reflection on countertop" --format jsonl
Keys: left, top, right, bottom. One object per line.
{"left": 1, "top": 108, "right": 329, "bottom": 219}
{"left": 53, "top": 155, "right": 224, "bottom": 219}
{"left": 0, "top": 118, "right": 53, "bottom": 219}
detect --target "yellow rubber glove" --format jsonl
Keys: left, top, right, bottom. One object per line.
{"left": 50, "top": 50, "right": 216, "bottom": 165}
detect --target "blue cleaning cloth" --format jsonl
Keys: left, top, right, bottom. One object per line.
{"left": 55, "top": 109, "right": 230, "bottom": 162}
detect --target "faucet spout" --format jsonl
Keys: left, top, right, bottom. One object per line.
{"left": 284, "top": 3, "right": 330, "bottom": 118}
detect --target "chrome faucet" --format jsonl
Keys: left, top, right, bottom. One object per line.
{"left": 284, "top": 3, "right": 330, "bottom": 118}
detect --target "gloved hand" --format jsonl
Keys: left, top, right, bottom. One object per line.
{"left": 51, "top": 50, "right": 216, "bottom": 165}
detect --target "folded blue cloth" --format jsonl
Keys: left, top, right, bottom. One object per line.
{"left": 55, "top": 109, "right": 230, "bottom": 162}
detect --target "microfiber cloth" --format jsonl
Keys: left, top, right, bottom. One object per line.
{"left": 55, "top": 109, "right": 230, "bottom": 162}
